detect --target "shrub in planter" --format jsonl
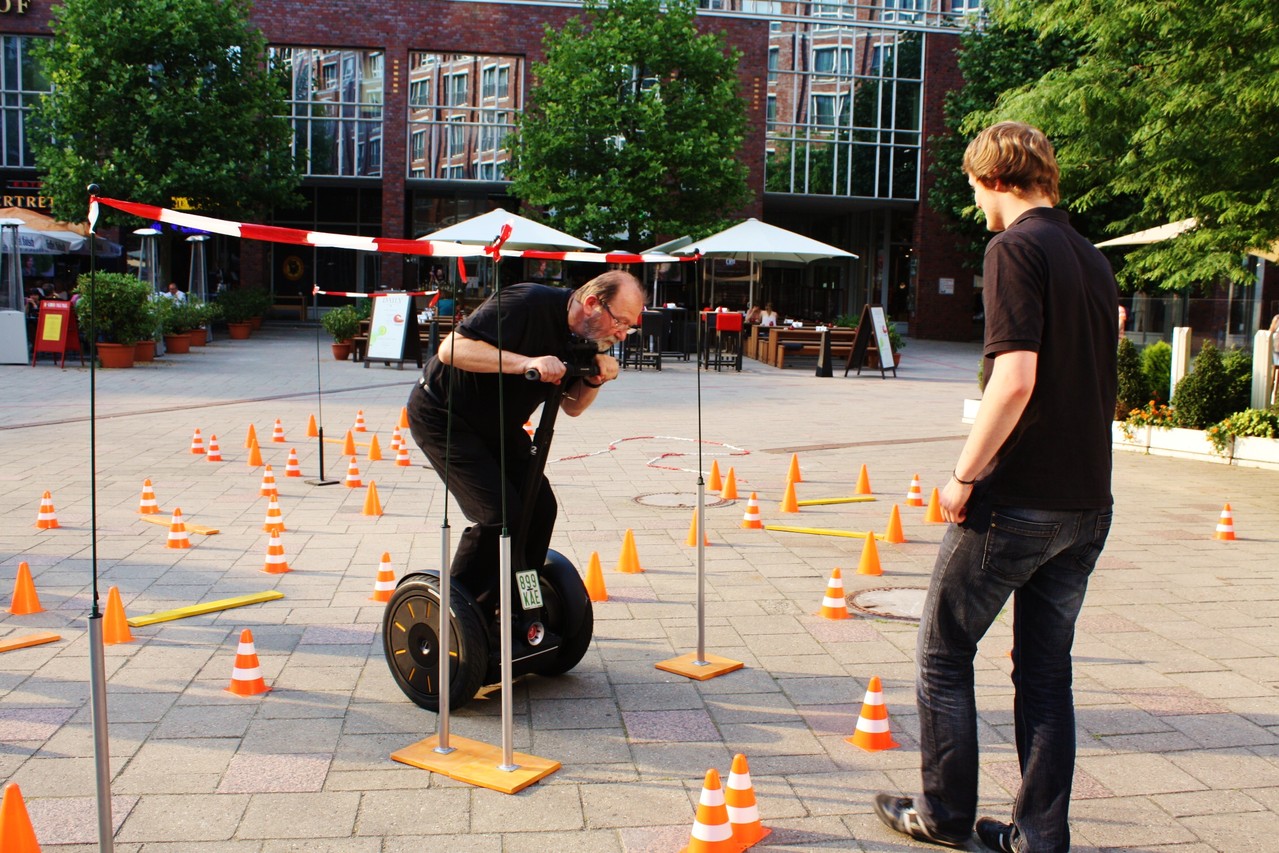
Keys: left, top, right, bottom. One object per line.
{"left": 156, "top": 298, "right": 200, "bottom": 336}
{"left": 1171, "top": 341, "right": 1250, "bottom": 429}
{"left": 1115, "top": 337, "right": 1148, "bottom": 419}
{"left": 216, "top": 288, "right": 257, "bottom": 325}
{"left": 73, "top": 272, "right": 153, "bottom": 345}
{"left": 321, "top": 305, "right": 361, "bottom": 343}
{"left": 1141, "top": 340, "right": 1172, "bottom": 404}
{"left": 1206, "top": 408, "right": 1279, "bottom": 456}
{"left": 242, "top": 286, "right": 274, "bottom": 321}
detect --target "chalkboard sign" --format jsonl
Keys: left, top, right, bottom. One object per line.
{"left": 364, "top": 293, "right": 422, "bottom": 369}
{"left": 843, "top": 304, "right": 897, "bottom": 379}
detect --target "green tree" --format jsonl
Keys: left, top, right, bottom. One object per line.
{"left": 507, "top": 0, "right": 749, "bottom": 248}
{"left": 31, "top": 0, "right": 299, "bottom": 222}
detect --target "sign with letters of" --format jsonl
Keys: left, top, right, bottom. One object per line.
{"left": 364, "top": 292, "right": 421, "bottom": 369}
{"left": 32, "top": 300, "right": 84, "bottom": 367}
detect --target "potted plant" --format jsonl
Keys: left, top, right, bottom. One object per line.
{"left": 243, "top": 286, "right": 273, "bottom": 330}
{"left": 321, "top": 304, "right": 361, "bottom": 360}
{"left": 134, "top": 299, "right": 161, "bottom": 362}
{"left": 218, "top": 288, "right": 256, "bottom": 339}
{"left": 186, "top": 297, "right": 219, "bottom": 346}
{"left": 73, "top": 272, "right": 152, "bottom": 368}
{"left": 157, "top": 298, "right": 194, "bottom": 354}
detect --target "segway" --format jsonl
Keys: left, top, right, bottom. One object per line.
{"left": 383, "top": 342, "right": 599, "bottom": 712}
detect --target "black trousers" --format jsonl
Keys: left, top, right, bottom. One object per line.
{"left": 407, "top": 383, "right": 557, "bottom": 608}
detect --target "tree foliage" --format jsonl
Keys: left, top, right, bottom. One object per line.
{"left": 506, "top": 0, "right": 750, "bottom": 249}
{"left": 31, "top": 0, "right": 299, "bottom": 222}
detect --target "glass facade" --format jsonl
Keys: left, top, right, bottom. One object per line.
{"left": 1, "top": 36, "right": 50, "bottom": 170}
{"left": 271, "top": 47, "right": 384, "bottom": 178}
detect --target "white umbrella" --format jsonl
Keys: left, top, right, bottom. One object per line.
{"left": 420, "top": 207, "right": 598, "bottom": 251}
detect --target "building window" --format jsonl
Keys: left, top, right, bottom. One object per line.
{"left": 811, "top": 95, "right": 838, "bottom": 127}
{"left": 480, "top": 111, "right": 508, "bottom": 151}
{"left": 0, "top": 36, "right": 51, "bottom": 170}
{"left": 768, "top": 47, "right": 779, "bottom": 83}
{"left": 481, "top": 65, "right": 510, "bottom": 100}
{"left": 882, "top": 0, "right": 926, "bottom": 23}
{"left": 448, "top": 73, "right": 468, "bottom": 106}
{"left": 271, "top": 47, "right": 385, "bottom": 178}
{"left": 813, "top": 46, "right": 853, "bottom": 76}
{"left": 766, "top": 95, "right": 777, "bottom": 133}
{"left": 411, "top": 129, "right": 426, "bottom": 162}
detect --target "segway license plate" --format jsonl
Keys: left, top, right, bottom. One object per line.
{"left": 516, "top": 569, "right": 544, "bottom": 610}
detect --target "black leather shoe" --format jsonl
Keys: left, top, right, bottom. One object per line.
{"left": 873, "top": 794, "right": 969, "bottom": 849}
{"left": 975, "top": 817, "right": 1016, "bottom": 852}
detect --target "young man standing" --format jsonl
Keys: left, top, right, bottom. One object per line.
{"left": 874, "top": 121, "right": 1117, "bottom": 852}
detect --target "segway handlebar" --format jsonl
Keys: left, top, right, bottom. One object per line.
{"left": 524, "top": 342, "right": 602, "bottom": 382}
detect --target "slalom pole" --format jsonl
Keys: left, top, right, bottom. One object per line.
{"left": 307, "top": 284, "right": 339, "bottom": 486}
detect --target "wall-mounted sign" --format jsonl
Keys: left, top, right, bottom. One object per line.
{"left": 0, "top": 0, "right": 33, "bottom": 16}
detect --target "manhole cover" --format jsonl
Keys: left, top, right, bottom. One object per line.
{"left": 634, "top": 492, "right": 732, "bottom": 509}
{"left": 849, "top": 587, "right": 927, "bottom": 622}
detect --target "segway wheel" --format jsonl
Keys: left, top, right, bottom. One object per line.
{"left": 530, "top": 550, "right": 595, "bottom": 677}
{"left": 383, "top": 574, "right": 489, "bottom": 712}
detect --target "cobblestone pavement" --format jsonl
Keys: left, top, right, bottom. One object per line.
{"left": 2, "top": 326, "right": 1276, "bottom": 852}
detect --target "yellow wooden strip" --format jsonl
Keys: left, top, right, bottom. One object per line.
{"left": 795, "top": 496, "right": 878, "bottom": 506}
{"left": 764, "top": 525, "right": 884, "bottom": 540}
{"left": 137, "top": 514, "right": 220, "bottom": 535}
{"left": 127, "top": 591, "right": 284, "bottom": 627}
{"left": 0, "top": 631, "right": 61, "bottom": 653}
{"left": 323, "top": 438, "right": 371, "bottom": 448}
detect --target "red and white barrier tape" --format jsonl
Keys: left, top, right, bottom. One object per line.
{"left": 311, "top": 288, "right": 439, "bottom": 299}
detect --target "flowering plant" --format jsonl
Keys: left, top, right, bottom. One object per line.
{"left": 1206, "top": 408, "right": 1279, "bottom": 455}
{"left": 1120, "top": 400, "right": 1175, "bottom": 438}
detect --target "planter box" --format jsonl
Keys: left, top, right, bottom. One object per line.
{"left": 1112, "top": 421, "right": 1149, "bottom": 453}
{"left": 1147, "top": 427, "right": 1230, "bottom": 464}
{"left": 1231, "top": 436, "right": 1279, "bottom": 471}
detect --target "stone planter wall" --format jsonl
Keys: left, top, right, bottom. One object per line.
{"left": 1147, "top": 427, "right": 1231, "bottom": 464}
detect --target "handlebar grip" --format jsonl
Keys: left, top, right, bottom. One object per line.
{"left": 524, "top": 367, "right": 541, "bottom": 381}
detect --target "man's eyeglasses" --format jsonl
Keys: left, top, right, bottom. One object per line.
{"left": 600, "top": 300, "right": 639, "bottom": 335}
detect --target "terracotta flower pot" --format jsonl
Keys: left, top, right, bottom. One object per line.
{"left": 163, "top": 333, "right": 191, "bottom": 354}
{"left": 96, "top": 342, "right": 136, "bottom": 369}
{"left": 249, "top": 316, "right": 263, "bottom": 331}
{"left": 188, "top": 328, "right": 208, "bottom": 347}
{"left": 331, "top": 341, "right": 353, "bottom": 361}
{"left": 134, "top": 340, "right": 157, "bottom": 362}
{"left": 227, "top": 322, "right": 252, "bottom": 340}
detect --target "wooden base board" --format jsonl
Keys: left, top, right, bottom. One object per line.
{"left": 0, "top": 631, "right": 60, "bottom": 653}
{"left": 655, "top": 652, "right": 744, "bottom": 681}
{"left": 127, "top": 591, "right": 284, "bottom": 628}
{"left": 138, "top": 514, "right": 220, "bottom": 535}
{"left": 391, "top": 734, "right": 560, "bottom": 794}
{"left": 795, "top": 496, "right": 877, "bottom": 506}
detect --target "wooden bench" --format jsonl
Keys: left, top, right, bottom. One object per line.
{"left": 270, "top": 293, "right": 307, "bottom": 321}
{"left": 768, "top": 328, "right": 856, "bottom": 369}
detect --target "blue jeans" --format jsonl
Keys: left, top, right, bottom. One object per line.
{"left": 916, "top": 503, "right": 1112, "bottom": 852}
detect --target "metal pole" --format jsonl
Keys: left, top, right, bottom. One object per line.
{"left": 696, "top": 481, "right": 706, "bottom": 664}
{"left": 435, "top": 521, "right": 454, "bottom": 753}
{"left": 307, "top": 286, "right": 339, "bottom": 486}
{"left": 498, "top": 533, "right": 516, "bottom": 771}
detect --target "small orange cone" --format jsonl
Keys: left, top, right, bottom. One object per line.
{"left": 523, "top": 420, "right": 535, "bottom": 439}
{"left": 206, "top": 434, "right": 223, "bottom": 462}
{"left": 369, "top": 552, "right": 396, "bottom": 601}
{"left": 686, "top": 508, "right": 711, "bottom": 547}
{"left": 306, "top": 414, "right": 318, "bottom": 438}
{"left": 855, "top": 463, "right": 872, "bottom": 495}
{"left": 226, "top": 628, "right": 271, "bottom": 694}
{"left": 138, "top": 479, "right": 161, "bottom": 514}
{"left": 395, "top": 443, "right": 411, "bottom": 467}
{"left": 353, "top": 410, "right": 367, "bottom": 433}
{"left": 856, "top": 531, "right": 882, "bottom": 576}
{"left": 779, "top": 480, "right": 799, "bottom": 513}
{"left": 818, "top": 568, "right": 850, "bottom": 619}
{"left": 616, "top": 529, "right": 643, "bottom": 573}
{"left": 740, "top": 492, "right": 764, "bottom": 529}
{"left": 262, "top": 497, "right": 286, "bottom": 534}
{"left": 284, "top": 448, "right": 302, "bottom": 477}
{"left": 708, "top": 459, "right": 722, "bottom": 491}
{"left": 584, "top": 551, "right": 608, "bottom": 602}
{"left": 345, "top": 457, "right": 363, "bottom": 488}
{"left": 399, "top": 406, "right": 409, "bottom": 429}
{"left": 190, "top": 427, "right": 206, "bottom": 454}
{"left": 720, "top": 467, "right": 739, "bottom": 501}
{"left": 342, "top": 430, "right": 357, "bottom": 457}
{"left": 244, "top": 423, "right": 258, "bottom": 449}
{"left": 367, "top": 434, "right": 382, "bottom": 462}
{"left": 0, "top": 782, "right": 42, "bottom": 853}
{"left": 680, "top": 768, "right": 735, "bottom": 853}
{"left": 167, "top": 508, "right": 192, "bottom": 549}
{"left": 362, "top": 482, "right": 383, "bottom": 516}
{"left": 725, "top": 753, "right": 771, "bottom": 849}
{"left": 103, "top": 585, "right": 133, "bottom": 644}
{"left": 259, "top": 464, "right": 278, "bottom": 498}
{"left": 846, "top": 675, "right": 900, "bottom": 751}
{"left": 9, "top": 562, "right": 42, "bottom": 615}
{"left": 271, "top": 418, "right": 286, "bottom": 443}
{"left": 787, "top": 453, "right": 803, "bottom": 484}
{"left": 35, "top": 491, "right": 59, "bottom": 529}
{"left": 390, "top": 426, "right": 403, "bottom": 452}
{"left": 247, "top": 439, "right": 264, "bottom": 468}
{"left": 924, "top": 487, "right": 944, "bottom": 523}
{"left": 1214, "top": 502, "right": 1237, "bottom": 541}
{"left": 905, "top": 474, "right": 924, "bottom": 506}
{"left": 884, "top": 504, "right": 906, "bottom": 544}
{"left": 262, "top": 531, "right": 290, "bottom": 574}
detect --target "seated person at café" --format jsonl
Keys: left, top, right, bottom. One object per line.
{"left": 760, "top": 302, "right": 778, "bottom": 326}
{"left": 745, "top": 304, "right": 762, "bottom": 325}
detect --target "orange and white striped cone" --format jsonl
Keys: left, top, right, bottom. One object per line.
{"left": 138, "top": 479, "right": 161, "bottom": 514}
{"left": 924, "top": 487, "right": 944, "bottom": 523}
{"left": 353, "top": 409, "right": 367, "bottom": 432}
{"left": 720, "top": 467, "right": 739, "bottom": 501}
{"left": 679, "top": 768, "right": 736, "bottom": 853}
{"left": 905, "top": 474, "right": 924, "bottom": 507}
{"left": 395, "top": 443, "right": 411, "bottom": 467}
{"left": 206, "top": 434, "right": 223, "bottom": 462}
{"left": 284, "top": 448, "right": 302, "bottom": 477}
{"left": 345, "top": 457, "right": 363, "bottom": 488}
{"left": 523, "top": 420, "right": 535, "bottom": 439}
{"left": 259, "top": 464, "right": 278, "bottom": 498}
{"left": 262, "top": 496, "right": 286, "bottom": 534}
{"left": 725, "top": 753, "right": 771, "bottom": 849}
{"left": 166, "top": 508, "right": 191, "bottom": 549}
{"left": 34, "top": 491, "right": 59, "bottom": 529}
{"left": 244, "top": 423, "right": 258, "bottom": 449}
{"left": 226, "top": 628, "right": 270, "bottom": 695}
{"left": 740, "top": 492, "right": 764, "bottom": 529}
{"left": 818, "top": 568, "right": 850, "bottom": 619}
{"left": 1214, "top": 502, "right": 1237, "bottom": 541}
{"left": 369, "top": 552, "right": 396, "bottom": 601}
{"left": 846, "top": 675, "right": 900, "bottom": 751}
{"left": 390, "top": 426, "right": 403, "bottom": 452}
{"left": 190, "top": 427, "right": 206, "bottom": 455}
{"left": 271, "top": 418, "right": 286, "bottom": 443}
{"left": 262, "top": 531, "right": 290, "bottom": 574}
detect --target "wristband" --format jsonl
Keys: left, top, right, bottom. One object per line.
{"left": 582, "top": 375, "right": 605, "bottom": 388}
{"left": 952, "top": 470, "right": 978, "bottom": 486}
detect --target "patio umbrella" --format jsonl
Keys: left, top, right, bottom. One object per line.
{"left": 0, "top": 206, "right": 122, "bottom": 257}
{"left": 420, "top": 208, "right": 598, "bottom": 251}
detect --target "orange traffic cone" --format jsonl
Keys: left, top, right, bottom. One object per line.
{"left": 686, "top": 508, "right": 711, "bottom": 547}
{"left": 390, "top": 426, "right": 403, "bottom": 452}
{"left": 680, "top": 768, "right": 735, "bottom": 853}
{"left": 787, "top": 453, "right": 803, "bottom": 484}
{"left": 720, "top": 467, "right": 739, "bottom": 501}
{"left": 856, "top": 531, "right": 882, "bottom": 576}
{"left": 262, "top": 497, "right": 286, "bottom": 534}
{"left": 846, "top": 675, "right": 900, "bottom": 751}
{"left": 399, "top": 406, "right": 409, "bottom": 429}
{"left": 206, "top": 434, "right": 223, "bottom": 462}
{"left": 708, "top": 459, "right": 723, "bottom": 491}
{"left": 306, "top": 413, "right": 318, "bottom": 438}
{"left": 369, "top": 552, "right": 396, "bottom": 602}
{"left": 616, "top": 529, "right": 643, "bottom": 573}
{"left": 247, "top": 439, "right": 264, "bottom": 468}
{"left": 725, "top": 753, "right": 771, "bottom": 849}
{"left": 34, "top": 491, "right": 59, "bottom": 529}
{"left": 190, "top": 427, "right": 206, "bottom": 454}
{"left": 740, "top": 492, "right": 764, "bottom": 529}
{"left": 8, "top": 562, "right": 42, "bottom": 615}
{"left": 138, "top": 479, "right": 161, "bottom": 514}
{"left": 353, "top": 409, "right": 367, "bottom": 432}
{"left": 0, "top": 782, "right": 42, "bottom": 853}
{"left": 1214, "top": 503, "right": 1237, "bottom": 541}
{"left": 345, "top": 457, "right": 363, "bottom": 488}
{"left": 271, "top": 418, "right": 286, "bottom": 443}
{"left": 262, "top": 531, "right": 290, "bottom": 574}
{"left": 284, "top": 448, "right": 302, "bottom": 477}
{"left": 924, "top": 487, "right": 944, "bottom": 523}
{"left": 523, "top": 420, "right": 535, "bottom": 439}
{"left": 342, "top": 429, "right": 357, "bottom": 456}
{"left": 855, "top": 463, "right": 872, "bottom": 495}
{"left": 362, "top": 482, "right": 383, "bottom": 516}
{"left": 166, "top": 507, "right": 191, "bottom": 549}
{"left": 244, "top": 422, "right": 258, "bottom": 449}
{"left": 395, "top": 443, "right": 411, "bottom": 467}
{"left": 884, "top": 504, "right": 906, "bottom": 544}
{"left": 906, "top": 474, "right": 924, "bottom": 506}
{"left": 584, "top": 551, "right": 608, "bottom": 602}
{"left": 779, "top": 480, "right": 799, "bottom": 513}
{"left": 259, "top": 464, "right": 278, "bottom": 498}
{"left": 367, "top": 434, "right": 382, "bottom": 462}
{"left": 818, "top": 568, "right": 850, "bottom": 619}
{"left": 226, "top": 628, "right": 270, "bottom": 695}
{"left": 103, "top": 585, "right": 133, "bottom": 644}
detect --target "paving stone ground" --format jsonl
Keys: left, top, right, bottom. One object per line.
{"left": 2, "top": 326, "right": 1276, "bottom": 851}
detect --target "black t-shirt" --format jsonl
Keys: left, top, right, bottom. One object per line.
{"left": 420, "top": 283, "right": 574, "bottom": 445}
{"left": 978, "top": 207, "right": 1118, "bottom": 509}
